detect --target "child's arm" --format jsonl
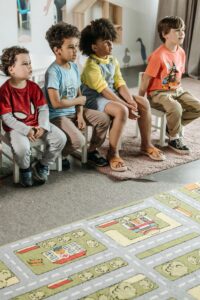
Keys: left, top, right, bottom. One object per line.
{"left": 76, "top": 88, "right": 86, "bottom": 130}
{"left": 34, "top": 104, "right": 50, "bottom": 139}
{"left": 138, "top": 74, "right": 152, "bottom": 97}
{"left": 118, "top": 85, "right": 137, "bottom": 110}
{"left": 47, "top": 88, "right": 86, "bottom": 109}
{"left": 1, "top": 113, "right": 32, "bottom": 136}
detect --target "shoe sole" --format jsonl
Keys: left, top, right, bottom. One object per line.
{"left": 20, "top": 182, "right": 33, "bottom": 187}
{"left": 168, "top": 145, "right": 190, "bottom": 154}
{"left": 87, "top": 159, "right": 109, "bottom": 167}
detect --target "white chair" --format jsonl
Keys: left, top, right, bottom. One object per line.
{"left": 137, "top": 72, "right": 167, "bottom": 147}
{"left": 0, "top": 120, "right": 62, "bottom": 183}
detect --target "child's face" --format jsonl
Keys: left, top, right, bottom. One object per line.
{"left": 56, "top": 37, "right": 79, "bottom": 62}
{"left": 92, "top": 38, "right": 113, "bottom": 58}
{"left": 9, "top": 53, "right": 32, "bottom": 80}
{"left": 163, "top": 27, "right": 185, "bottom": 46}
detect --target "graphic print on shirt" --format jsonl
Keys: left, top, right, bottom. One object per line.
{"left": 162, "top": 62, "right": 180, "bottom": 90}
{"left": 13, "top": 100, "right": 35, "bottom": 120}
{"left": 63, "top": 86, "right": 76, "bottom": 99}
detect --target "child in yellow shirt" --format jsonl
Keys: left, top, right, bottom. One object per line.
{"left": 80, "top": 18, "right": 165, "bottom": 172}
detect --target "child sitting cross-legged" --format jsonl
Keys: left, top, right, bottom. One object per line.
{"left": 0, "top": 46, "right": 66, "bottom": 187}
{"left": 80, "top": 18, "right": 165, "bottom": 172}
{"left": 44, "top": 22, "right": 110, "bottom": 168}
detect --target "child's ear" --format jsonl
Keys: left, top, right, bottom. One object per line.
{"left": 162, "top": 31, "right": 168, "bottom": 40}
{"left": 53, "top": 46, "right": 60, "bottom": 55}
{"left": 8, "top": 65, "right": 14, "bottom": 75}
{"left": 91, "top": 44, "right": 97, "bottom": 53}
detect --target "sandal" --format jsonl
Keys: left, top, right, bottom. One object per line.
{"left": 141, "top": 147, "right": 166, "bottom": 161}
{"left": 108, "top": 156, "right": 128, "bottom": 172}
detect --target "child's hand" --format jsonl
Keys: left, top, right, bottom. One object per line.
{"left": 27, "top": 128, "right": 36, "bottom": 142}
{"left": 128, "top": 109, "right": 140, "bottom": 120}
{"left": 34, "top": 127, "right": 45, "bottom": 139}
{"left": 77, "top": 115, "right": 86, "bottom": 130}
{"left": 127, "top": 98, "right": 138, "bottom": 111}
{"left": 77, "top": 96, "right": 86, "bottom": 106}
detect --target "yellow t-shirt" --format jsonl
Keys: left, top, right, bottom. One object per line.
{"left": 81, "top": 54, "right": 126, "bottom": 93}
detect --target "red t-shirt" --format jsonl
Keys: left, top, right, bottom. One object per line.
{"left": 145, "top": 45, "right": 186, "bottom": 94}
{"left": 0, "top": 80, "right": 46, "bottom": 132}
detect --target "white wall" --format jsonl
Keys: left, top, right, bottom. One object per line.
{"left": 0, "top": 0, "right": 159, "bottom": 69}
{"left": 105, "top": 0, "right": 159, "bottom": 66}
{"left": 0, "top": 0, "right": 18, "bottom": 49}
{"left": 67, "top": 0, "right": 159, "bottom": 67}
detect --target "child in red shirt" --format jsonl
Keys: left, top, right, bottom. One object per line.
{"left": 0, "top": 46, "right": 66, "bottom": 187}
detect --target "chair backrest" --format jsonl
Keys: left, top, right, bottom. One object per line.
{"left": 138, "top": 72, "right": 144, "bottom": 89}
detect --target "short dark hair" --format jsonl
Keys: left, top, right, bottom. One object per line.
{"left": 158, "top": 16, "right": 185, "bottom": 43}
{"left": 79, "top": 18, "right": 117, "bottom": 56}
{"left": 45, "top": 22, "right": 80, "bottom": 52}
{"left": 0, "top": 46, "right": 29, "bottom": 76}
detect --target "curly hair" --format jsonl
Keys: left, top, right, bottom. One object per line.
{"left": 158, "top": 16, "right": 185, "bottom": 43}
{"left": 0, "top": 46, "right": 29, "bottom": 76}
{"left": 79, "top": 18, "right": 117, "bottom": 56}
{"left": 45, "top": 22, "right": 80, "bottom": 52}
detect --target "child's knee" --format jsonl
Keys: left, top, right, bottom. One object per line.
{"left": 119, "top": 105, "right": 129, "bottom": 121}
{"left": 169, "top": 101, "right": 183, "bottom": 117}
{"left": 72, "top": 134, "right": 86, "bottom": 150}
{"left": 59, "top": 130, "right": 67, "bottom": 149}
{"left": 137, "top": 96, "right": 150, "bottom": 112}
{"left": 13, "top": 143, "right": 31, "bottom": 159}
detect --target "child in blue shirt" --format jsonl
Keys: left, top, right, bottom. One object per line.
{"left": 44, "top": 23, "right": 110, "bottom": 167}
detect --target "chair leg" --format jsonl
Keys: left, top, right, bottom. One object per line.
{"left": 134, "top": 121, "right": 140, "bottom": 137}
{"left": 159, "top": 115, "right": 167, "bottom": 147}
{"left": 118, "top": 136, "right": 122, "bottom": 150}
{"left": 55, "top": 154, "right": 62, "bottom": 171}
{"left": 82, "top": 126, "right": 88, "bottom": 164}
{"left": 0, "top": 142, "right": 3, "bottom": 168}
{"left": 13, "top": 160, "right": 20, "bottom": 184}
{"left": 155, "top": 116, "right": 159, "bottom": 129}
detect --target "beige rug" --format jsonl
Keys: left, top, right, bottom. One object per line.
{"left": 98, "top": 77, "right": 200, "bottom": 180}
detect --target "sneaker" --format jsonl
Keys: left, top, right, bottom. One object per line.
{"left": 87, "top": 150, "right": 108, "bottom": 167}
{"left": 32, "top": 161, "right": 49, "bottom": 183}
{"left": 168, "top": 139, "right": 190, "bottom": 154}
{"left": 20, "top": 169, "right": 33, "bottom": 187}
{"left": 62, "top": 158, "right": 71, "bottom": 170}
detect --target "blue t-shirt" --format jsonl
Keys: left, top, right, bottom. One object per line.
{"left": 44, "top": 62, "right": 81, "bottom": 119}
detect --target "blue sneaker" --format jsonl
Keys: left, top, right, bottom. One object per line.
{"left": 32, "top": 161, "right": 49, "bottom": 183}
{"left": 20, "top": 169, "right": 33, "bottom": 187}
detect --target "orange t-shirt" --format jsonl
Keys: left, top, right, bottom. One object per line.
{"left": 145, "top": 45, "right": 186, "bottom": 94}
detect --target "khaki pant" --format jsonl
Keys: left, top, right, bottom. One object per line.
{"left": 51, "top": 108, "right": 110, "bottom": 156}
{"left": 148, "top": 87, "right": 200, "bottom": 137}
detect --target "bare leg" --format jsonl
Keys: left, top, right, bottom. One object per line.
{"left": 134, "top": 95, "right": 166, "bottom": 160}
{"left": 105, "top": 102, "right": 128, "bottom": 157}
{"left": 134, "top": 95, "right": 153, "bottom": 150}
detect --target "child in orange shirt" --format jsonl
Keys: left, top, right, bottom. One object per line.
{"left": 139, "top": 16, "right": 200, "bottom": 154}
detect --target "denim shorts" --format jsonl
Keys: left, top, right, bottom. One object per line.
{"left": 96, "top": 96, "right": 111, "bottom": 112}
